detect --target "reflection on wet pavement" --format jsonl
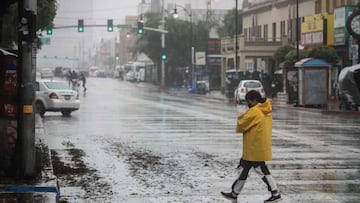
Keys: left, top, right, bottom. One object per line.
{"left": 41, "top": 78, "right": 360, "bottom": 202}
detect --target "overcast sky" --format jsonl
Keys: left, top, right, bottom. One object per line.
{"left": 37, "top": 0, "right": 242, "bottom": 68}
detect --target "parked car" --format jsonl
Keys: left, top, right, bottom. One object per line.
{"left": 338, "top": 64, "right": 360, "bottom": 110}
{"left": 53, "top": 66, "right": 63, "bottom": 77}
{"left": 234, "top": 80, "right": 266, "bottom": 104}
{"left": 35, "top": 79, "right": 80, "bottom": 117}
{"left": 95, "top": 69, "right": 106, "bottom": 78}
{"left": 39, "top": 68, "right": 54, "bottom": 79}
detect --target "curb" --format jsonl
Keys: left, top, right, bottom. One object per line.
{"left": 0, "top": 115, "right": 60, "bottom": 202}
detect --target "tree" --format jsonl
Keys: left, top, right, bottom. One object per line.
{"left": 136, "top": 12, "right": 162, "bottom": 65}
{"left": 274, "top": 45, "right": 338, "bottom": 66}
{"left": 0, "top": 0, "right": 57, "bottom": 48}
{"left": 136, "top": 12, "right": 209, "bottom": 70}
{"left": 273, "top": 45, "right": 294, "bottom": 65}
{"left": 218, "top": 9, "right": 243, "bottom": 38}
{"left": 136, "top": 12, "right": 210, "bottom": 87}
{"left": 309, "top": 46, "right": 338, "bottom": 65}
{"left": 284, "top": 49, "right": 310, "bottom": 65}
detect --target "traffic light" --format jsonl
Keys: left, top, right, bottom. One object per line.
{"left": 20, "top": 9, "right": 36, "bottom": 42}
{"left": 46, "top": 28, "right": 53, "bottom": 35}
{"left": 137, "top": 21, "right": 144, "bottom": 35}
{"left": 161, "top": 53, "right": 167, "bottom": 61}
{"left": 115, "top": 54, "right": 120, "bottom": 61}
{"left": 78, "top": 19, "right": 84, "bottom": 32}
{"left": 107, "top": 19, "right": 113, "bottom": 32}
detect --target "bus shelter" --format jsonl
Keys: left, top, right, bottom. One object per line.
{"left": 295, "top": 58, "right": 331, "bottom": 107}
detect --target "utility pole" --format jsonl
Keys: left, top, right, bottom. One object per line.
{"left": 18, "top": 0, "right": 37, "bottom": 176}
{"left": 296, "top": 0, "right": 300, "bottom": 105}
{"left": 296, "top": 0, "right": 299, "bottom": 61}
{"left": 160, "top": 0, "right": 166, "bottom": 89}
{"left": 235, "top": 0, "right": 239, "bottom": 77}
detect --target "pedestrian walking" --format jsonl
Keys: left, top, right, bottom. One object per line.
{"left": 221, "top": 90, "right": 282, "bottom": 203}
{"left": 79, "top": 72, "right": 87, "bottom": 91}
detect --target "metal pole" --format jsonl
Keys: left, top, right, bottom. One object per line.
{"left": 192, "top": 46, "right": 195, "bottom": 90}
{"left": 161, "top": 0, "right": 165, "bottom": 89}
{"left": 190, "top": 11, "right": 194, "bottom": 90}
{"left": 296, "top": 0, "right": 300, "bottom": 105}
{"left": 296, "top": 0, "right": 299, "bottom": 61}
{"left": 235, "top": 0, "right": 238, "bottom": 76}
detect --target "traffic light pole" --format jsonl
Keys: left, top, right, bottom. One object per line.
{"left": 51, "top": 22, "right": 169, "bottom": 88}
{"left": 160, "top": 0, "right": 166, "bottom": 89}
{"left": 52, "top": 25, "right": 168, "bottom": 33}
{"left": 160, "top": 24, "right": 165, "bottom": 89}
{"left": 18, "top": 0, "right": 36, "bottom": 177}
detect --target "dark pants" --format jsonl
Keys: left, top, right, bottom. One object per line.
{"left": 231, "top": 158, "right": 278, "bottom": 196}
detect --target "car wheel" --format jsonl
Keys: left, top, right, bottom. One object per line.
{"left": 35, "top": 102, "right": 45, "bottom": 118}
{"left": 61, "top": 110, "right": 72, "bottom": 117}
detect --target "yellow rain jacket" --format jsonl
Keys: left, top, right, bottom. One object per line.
{"left": 236, "top": 99, "right": 272, "bottom": 161}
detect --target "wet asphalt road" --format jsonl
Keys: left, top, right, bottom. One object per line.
{"left": 41, "top": 77, "right": 360, "bottom": 203}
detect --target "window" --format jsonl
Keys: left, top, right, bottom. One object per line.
{"left": 288, "top": 19, "right": 292, "bottom": 41}
{"left": 44, "top": 81, "right": 71, "bottom": 90}
{"left": 243, "top": 81, "right": 262, "bottom": 88}
{"left": 244, "top": 28, "right": 248, "bottom": 40}
{"left": 250, "top": 27, "right": 254, "bottom": 40}
{"left": 280, "top": 21, "right": 286, "bottom": 37}
{"left": 264, "top": 24, "right": 268, "bottom": 41}
{"left": 315, "top": 0, "right": 321, "bottom": 13}
{"left": 258, "top": 26, "right": 262, "bottom": 40}
{"left": 35, "top": 82, "right": 40, "bottom": 91}
{"left": 272, "top": 22, "right": 276, "bottom": 41}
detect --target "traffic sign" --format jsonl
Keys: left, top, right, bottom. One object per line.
{"left": 117, "top": 24, "right": 132, "bottom": 29}
{"left": 40, "top": 37, "right": 51, "bottom": 45}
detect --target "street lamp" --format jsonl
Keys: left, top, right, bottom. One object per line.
{"left": 173, "top": 4, "right": 194, "bottom": 89}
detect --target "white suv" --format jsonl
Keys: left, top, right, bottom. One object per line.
{"left": 234, "top": 80, "right": 266, "bottom": 104}
{"left": 35, "top": 79, "right": 80, "bottom": 117}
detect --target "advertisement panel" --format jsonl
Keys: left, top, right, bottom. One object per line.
{"left": 207, "top": 38, "right": 221, "bottom": 55}
{"left": 0, "top": 49, "right": 18, "bottom": 174}
{"left": 301, "top": 13, "right": 334, "bottom": 46}
{"left": 333, "top": 6, "right": 357, "bottom": 46}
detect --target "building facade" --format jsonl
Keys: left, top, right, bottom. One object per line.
{"left": 221, "top": 0, "right": 315, "bottom": 90}
{"left": 220, "top": 0, "right": 359, "bottom": 95}
{"left": 118, "top": 16, "right": 138, "bottom": 65}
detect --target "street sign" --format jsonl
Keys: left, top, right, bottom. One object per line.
{"left": 117, "top": 24, "right": 132, "bottom": 29}
{"left": 195, "top": 52, "right": 206, "bottom": 65}
{"left": 40, "top": 37, "right": 51, "bottom": 45}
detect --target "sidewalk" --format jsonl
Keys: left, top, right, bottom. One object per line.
{"left": 0, "top": 114, "right": 59, "bottom": 203}
{"left": 167, "top": 89, "right": 360, "bottom": 116}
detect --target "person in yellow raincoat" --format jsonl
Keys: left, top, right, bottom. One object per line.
{"left": 221, "top": 90, "right": 282, "bottom": 203}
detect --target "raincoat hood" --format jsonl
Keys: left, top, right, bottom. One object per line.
{"left": 257, "top": 99, "right": 272, "bottom": 115}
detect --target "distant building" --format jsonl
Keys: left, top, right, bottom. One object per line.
{"left": 220, "top": 0, "right": 358, "bottom": 99}
{"left": 118, "top": 16, "right": 138, "bottom": 65}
